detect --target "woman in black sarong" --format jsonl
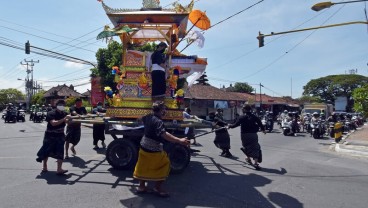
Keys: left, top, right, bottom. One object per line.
{"left": 210, "top": 109, "right": 233, "bottom": 158}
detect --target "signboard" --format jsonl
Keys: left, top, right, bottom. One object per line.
{"left": 91, "top": 77, "right": 104, "bottom": 107}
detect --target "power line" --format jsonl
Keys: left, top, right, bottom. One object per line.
{"left": 208, "top": 0, "right": 265, "bottom": 30}
{"left": 235, "top": 4, "right": 347, "bottom": 81}
{"left": 0, "top": 18, "right": 104, "bottom": 48}
{"left": 0, "top": 25, "right": 96, "bottom": 53}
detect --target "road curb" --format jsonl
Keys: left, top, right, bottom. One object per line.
{"left": 335, "top": 144, "right": 368, "bottom": 156}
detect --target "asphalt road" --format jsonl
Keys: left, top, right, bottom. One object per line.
{"left": 0, "top": 119, "right": 367, "bottom": 208}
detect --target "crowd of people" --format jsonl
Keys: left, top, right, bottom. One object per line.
{"left": 32, "top": 98, "right": 267, "bottom": 197}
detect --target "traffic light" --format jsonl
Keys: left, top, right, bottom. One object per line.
{"left": 25, "top": 41, "right": 30, "bottom": 54}
{"left": 257, "top": 32, "right": 264, "bottom": 47}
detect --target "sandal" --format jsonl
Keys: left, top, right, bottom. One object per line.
{"left": 253, "top": 164, "right": 261, "bottom": 171}
{"left": 246, "top": 158, "right": 253, "bottom": 165}
{"left": 153, "top": 188, "right": 170, "bottom": 198}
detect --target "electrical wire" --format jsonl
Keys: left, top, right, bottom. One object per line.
{"left": 234, "top": 4, "right": 347, "bottom": 81}
{"left": 0, "top": 25, "right": 96, "bottom": 53}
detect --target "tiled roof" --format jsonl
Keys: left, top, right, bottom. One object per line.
{"left": 82, "top": 90, "right": 91, "bottom": 97}
{"left": 44, "top": 84, "right": 84, "bottom": 98}
{"left": 186, "top": 84, "right": 247, "bottom": 101}
{"left": 186, "top": 84, "right": 299, "bottom": 106}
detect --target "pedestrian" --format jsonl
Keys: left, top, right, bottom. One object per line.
{"left": 210, "top": 109, "right": 233, "bottom": 158}
{"left": 183, "top": 107, "right": 197, "bottom": 145}
{"left": 65, "top": 98, "right": 87, "bottom": 159}
{"left": 228, "top": 104, "right": 265, "bottom": 170}
{"left": 91, "top": 102, "right": 106, "bottom": 150}
{"left": 151, "top": 42, "right": 168, "bottom": 101}
{"left": 36, "top": 100, "right": 70, "bottom": 175}
{"left": 133, "top": 101, "right": 190, "bottom": 197}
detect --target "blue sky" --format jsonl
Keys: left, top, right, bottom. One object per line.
{"left": 0, "top": 0, "right": 367, "bottom": 98}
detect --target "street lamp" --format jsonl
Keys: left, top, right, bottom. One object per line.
{"left": 312, "top": 0, "right": 368, "bottom": 11}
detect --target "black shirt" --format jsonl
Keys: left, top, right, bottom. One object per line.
{"left": 151, "top": 50, "right": 166, "bottom": 65}
{"left": 229, "top": 112, "right": 265, "bottom": 133}
{"left": 142, "top": 113, "right": 166, "bottom": 142}
{"left": 69, "top": 106, "right": 87, "bottom": 128}
{"left": 46, "top": 109, "right": 67, "bottom": 135}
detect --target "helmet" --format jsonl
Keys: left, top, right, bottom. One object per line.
{"left": 284, "top": 110, "right": 288, "bottom": 113}
{"left": 313, "top": 112, "right": 319, "bottom": 116}
{"left": 32, "top": 105, "right": 35, "bottom": 107}
{"left": 8, "top": 103, "right": 13, "bottom": 106}
{"left": 306, "top": 113, "right": 310, "bottom": 115}
{"left": 216, "top": 108, "right": 223, "bottom": 112}
{"left": 36, "top": 104, "right": 39, "bottom": 106}
{"left": 42, "top": 105, "right": 45, "bottom": 107}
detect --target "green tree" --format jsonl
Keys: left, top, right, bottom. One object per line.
{"left": 352, "top": 84, "right": 368, "bottom": 117}
{"left": 296, "top": 95, "right": 322, "bottom": 104}
{"left": 90, "top": 41, "right": 123, "bottom": 89}
{"left": 90, "top": 41, "right": 156, "bottom": 89}
{"left": 303, "top": 74, "right": 368, "bottom": 111}
{"left": 0, "top": 88, "right": 24, "bottom": 106}
{"left": 233, "top": 82, "right": 255, "bottom": 93}
{"left": 31, "top": 90, "right": 46, "bottom": 105}
{"left": 65, "top": 97, "right": 77, "bottom": 107}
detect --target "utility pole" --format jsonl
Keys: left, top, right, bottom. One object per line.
{"left": 291, "top": 77, "right": 293, "bottom": 98}
{"left": 20, "top": 59, "right": 39, "bottom": 110}
{"left": 259, "top": 83, "right": 264, "bottom": 110}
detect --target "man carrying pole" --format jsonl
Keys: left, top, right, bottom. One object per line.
{"left": 228, "top": 104, "right": 265, "bottom": 170}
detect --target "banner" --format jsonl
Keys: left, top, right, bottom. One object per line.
{"left": 91, "top": 77, "right": 104, "bottom": 107}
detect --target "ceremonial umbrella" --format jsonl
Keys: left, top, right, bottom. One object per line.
{"left": 189, "top": 10, "right": 211, "bottom": 30}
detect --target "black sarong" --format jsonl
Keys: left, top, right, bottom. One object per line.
{"left": 36, "top": 132, "right": 65, "bottom": 161}
{"left": 151, "top": 70, "right": 166, "bottom": 97}
{"left": 93, "top": 124, "right": 105, "bottom": 145}
{"left": 65, "top": 126, "right": 81, "bottom": 145}
{"left": 214, "top": 131, "right": 231, "bottom": 149}
{"left": 240, "top": 133, "right": 262, "bottom": 163}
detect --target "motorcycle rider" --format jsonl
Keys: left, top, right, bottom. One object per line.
{"left": 5, "top": 103, "right": 14, "bottom": 118}
{"left": 264, "top": 111, "right": 274, "bottom": 131}
{"left": 303, "top": 113, "right": 311, "bottom": 132}
{"left": 30, "top": 104, "right": 36, "bottom": 121}
{"left": 311, "top": 112, "right": 320, "bottom": 123}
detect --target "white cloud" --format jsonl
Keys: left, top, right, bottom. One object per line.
{"left": 64, "top": 62, "right": 85, "bottom": 69}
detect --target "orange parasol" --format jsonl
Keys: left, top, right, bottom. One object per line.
{"left": 189, "top": 10, "right": 211, "bottom": 30}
